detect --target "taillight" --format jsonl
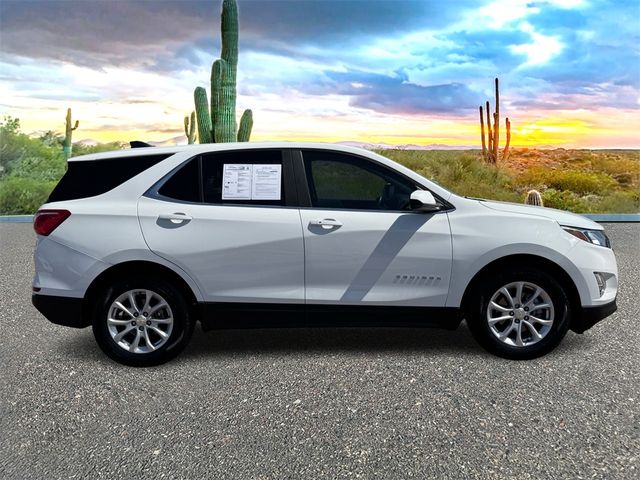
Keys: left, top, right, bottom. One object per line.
{"left": 33, "top": 209, "right": 71, "bottom": 236}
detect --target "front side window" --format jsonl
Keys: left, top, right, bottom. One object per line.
{"left": 302, "top": 150, "right": 416, "bottom": 210}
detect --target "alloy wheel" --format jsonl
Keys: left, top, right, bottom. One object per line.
{"left": 106, "top": 289, "right": 174, "bottom": 354}
{"left": 486, "top": 281, "right": 555, "bottom": 347}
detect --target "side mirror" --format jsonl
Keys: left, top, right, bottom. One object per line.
{"left": 410, "top": 190, "right": 440, "bottom": 212}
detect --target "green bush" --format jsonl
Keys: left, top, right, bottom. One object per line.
{"left": 517, "top": 167, "right": 617, "bottom": 195}
{"left": 0, "top": 176, "right": 56, "bottom": 214}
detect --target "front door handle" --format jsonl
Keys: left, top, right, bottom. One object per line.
{"left": 158, "top": 212, "right": 192, "bottom": 223}
{"left": 309, "top": 218, "right": 343, "bottom": 230}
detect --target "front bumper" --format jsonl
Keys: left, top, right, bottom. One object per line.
{"left": 32, "top": 294, "right": 89, "bottom": 328}
{"left": 572, "top": 299, "right": 617, "bottom": 334}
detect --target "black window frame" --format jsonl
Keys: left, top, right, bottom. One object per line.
{"left": 294, "top": 149, "right": 453, "bottom": 213}
{"left": 145, "top": 149, "right": 299, "bottom": 208}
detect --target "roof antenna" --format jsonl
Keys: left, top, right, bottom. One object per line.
{"left": 130, "top": 141, "right": 154, "bottom": 148}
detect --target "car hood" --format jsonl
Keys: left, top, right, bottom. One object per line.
{"left": 478, "top": 199, "right": 601, "bottom": 230}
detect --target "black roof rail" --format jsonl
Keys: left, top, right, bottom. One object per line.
{"left": 130, "top": 141, "right": 155, "bottom": 148}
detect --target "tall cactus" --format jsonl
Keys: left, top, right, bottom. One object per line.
{"left": 63, "top": 108, "right": 79, "bottom": 160}
{"left": 194, "top": 0, "right": 253, "bottom": 143}
{"left": 184, "top": 111, "right": 196, "bottom": 144}
{"left": 479, "top": 78, "right": 511, "bottom": 164}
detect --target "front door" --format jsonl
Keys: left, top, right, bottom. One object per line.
{"left": 298, "top": 150, "right": 452, "bottom": 307}
{"left": 138, "top": 149, "right": 304, "bottom": 304}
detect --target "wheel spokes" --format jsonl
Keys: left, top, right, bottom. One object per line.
{"left": 490, "top": 301, "right": 511, "bottom": 314}
{"left": 107, "top": 289, "right": 174, "bottom": 354}
{"left": 500, "top": 287, "right": 515, "bottom": 307}
{"left": 487, "top": 281, "right": 555, "bottom": 347}
{"left": 114, "top": 325, "right": 135, "bottom": 342}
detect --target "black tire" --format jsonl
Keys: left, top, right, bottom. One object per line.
{"left": 466, "top": 268, "right": 571, "bottom": 360}
{"left": 92, "top": 277, "right": 195, "bottom": 367}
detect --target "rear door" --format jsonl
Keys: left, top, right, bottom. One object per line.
{"left": 297, "top": 149, "right": 452, "bottom": 307}
{"left": 138, "top": 149, "right": 304, "bottom": 304}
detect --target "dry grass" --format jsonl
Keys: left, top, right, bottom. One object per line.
{"left": 378, "top": 148, "right": 640, "bottom": 213}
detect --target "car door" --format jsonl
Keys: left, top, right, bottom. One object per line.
{"left": 138, "top": 149, "right": 304, "bottom": 304}
{"left": 297, "top": 149, "right": 452, "bottom": 307}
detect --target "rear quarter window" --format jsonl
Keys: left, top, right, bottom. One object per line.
{"left": 47, "top": 154, "right": 172, "bottom": 202}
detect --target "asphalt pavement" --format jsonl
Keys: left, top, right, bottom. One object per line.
{"left": 1, "top": 223, "right": 638, "bottom": 479}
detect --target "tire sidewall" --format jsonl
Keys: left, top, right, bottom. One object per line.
{"left": 92, "top": 278, "right": 194, "bottom": 367}
{"left": 468, "top": 268, "right": 571, "bottom": 360}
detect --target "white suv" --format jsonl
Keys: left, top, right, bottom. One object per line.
{"left": 32, "top": 143, "right": 618, "bottom": 366}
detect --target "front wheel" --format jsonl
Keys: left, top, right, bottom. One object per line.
{"left": 466, "top": 269, "right": 571, "bottom": 360}
{"left": 92, "top": 277, "right": 195, "bottom": 367}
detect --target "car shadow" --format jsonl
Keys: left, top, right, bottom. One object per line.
{"left": 181, "top": 324, "right": 484, "bottom": 359}
{"left": 58, "top": 322, "right": 593, "bottom": 363}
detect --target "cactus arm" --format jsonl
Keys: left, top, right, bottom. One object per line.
{"left": 493, "top": 77, "right": 500, "bottom": 163}
{"left": 485, "top": 101, "right": 492, "bottom": 157}
{"left": 503, "top": 117, "right": 511, "bottom": 161}
{"left": 237, "top": 109, "right": 253, "bottom": 142}
{"left": 184, "top": 111, "right": 197, "bottom": 144}
{"left": 479, "top": 105, "right": 486, "bottom": 158}
{"left": 194, "top": 87, "right": 213, "bottom": 143}
{"left": 190, "top": 111, "right": 196, "bottom": 143}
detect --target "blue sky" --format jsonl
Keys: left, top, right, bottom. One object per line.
{"left": 0, "top": 0, "right": 638, "bottom": 147}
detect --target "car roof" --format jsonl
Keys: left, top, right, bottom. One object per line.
{"left": 68, "top": 142, "right": 381, "bottom": 162}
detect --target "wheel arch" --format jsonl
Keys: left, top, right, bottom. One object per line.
{"left": 459, "top": 254, "right": 581, "bottom": 326}
{"left": 82, "top": 260, "right": 201, "bottom": 325}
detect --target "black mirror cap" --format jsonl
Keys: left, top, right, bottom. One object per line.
{"left": 410, "top": 199, "right": 442, "bottom": 212}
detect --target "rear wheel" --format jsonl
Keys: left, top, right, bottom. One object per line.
{"left": 466, "top": 268, "right": 571, "bottom": 360}
{"left": 92, "top": 277, "right": 195, "bottom": 366}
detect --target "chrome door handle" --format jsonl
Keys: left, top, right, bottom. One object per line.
{"left": 309, "top": 218, "right": 343, "bottom": 229}
{"left": 158, "top": 212, "right": 192, "bottom": 222}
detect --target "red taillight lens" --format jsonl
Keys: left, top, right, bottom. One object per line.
{"left": 33, "top": 209, "right": 71, "bottom": 236}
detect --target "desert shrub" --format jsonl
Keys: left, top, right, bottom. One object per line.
{"left": 593, "top": 190, "right": 640, "bottom": 213}
{"left": 517, "top": 167, "right": 616, "bottom": 195}
{"left": 0, "top": 176, "right": 56, "bottom": 214}
{"left": 541, "top": 188, "right": 590, "bottom": 212}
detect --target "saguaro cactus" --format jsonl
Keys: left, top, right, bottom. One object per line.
{"left": 184, "top": 111, "right": 196, "bottom": 144}
{"left": 479, "top": 78, "right": 511, "bottom": 164}
{"left": 525, "top": 189, "right": 544, "bottom": 207}
{"left": 63, "top": 108, "right": 79, "bottom": 160}
{"left": 194, "top": 0, "right": 253, "bottom": 143}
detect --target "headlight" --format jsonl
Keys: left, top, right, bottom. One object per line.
{"left": 562, "top": 226, "right": 611, "bottom": 248}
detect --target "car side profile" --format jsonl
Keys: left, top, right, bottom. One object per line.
{"left": 31, "top": 143, "right": 618, "bottom": 366}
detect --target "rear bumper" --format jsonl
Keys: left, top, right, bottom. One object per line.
{"left": 32, "top": 294, "right": 89, "bottom": 328}
{"left": 572, "top": 299, "right": 617, "bottom": 334}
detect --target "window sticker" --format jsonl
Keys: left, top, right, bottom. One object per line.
{"left": 251, "top": 164, "right": 282, "bottom": 200}
{"left": 222, "top": 164, "right": 282, "bottom": 200}
{"left": 222, "top": 164, "right": 252, "bottom": 200}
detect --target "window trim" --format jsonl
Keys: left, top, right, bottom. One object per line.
{"left": 144, "top": 148, "right": 299, "bottom": 208}
{"left": 295, "top": 149, "right": 454, "bottom": 213}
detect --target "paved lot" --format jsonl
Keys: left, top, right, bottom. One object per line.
{"left": 1, "top": 223, "right": 638, "bottom": 479}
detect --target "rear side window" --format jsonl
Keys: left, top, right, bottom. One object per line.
{"left": 202, "top": 150, "right": 284, "bottom": 205}
{"left": 155, "top": 150, "right": 285, "bottom": 206}
{"left": 48, "top": 154, "right": 171, "bottom": 202}
{"left": 157, "top": 158, "right": 200, "bottom": 202}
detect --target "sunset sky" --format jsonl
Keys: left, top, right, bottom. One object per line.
{"left": 1, "top": 0, "right": 638, "bottom": 148}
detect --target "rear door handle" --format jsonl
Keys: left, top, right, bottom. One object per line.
{"left": 158, "top": 212, "right": 192, "bottom": 222}
{"left": 309, "top": 218, "right": 343, "bottom": 229}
